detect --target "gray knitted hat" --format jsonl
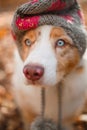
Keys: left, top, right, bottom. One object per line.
{"left": 12, "top": 0, "right": 87, "bottom": 56}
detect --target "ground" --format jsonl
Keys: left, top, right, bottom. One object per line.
{"left": 0, "top": 1, "right": 87, "bottom": 130}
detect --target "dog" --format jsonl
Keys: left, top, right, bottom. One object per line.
{"left": 11, "top": 24, "right": 87, "bottom": 130}
{"left": 11, "top": 0, "right": 87, "bottom": 130}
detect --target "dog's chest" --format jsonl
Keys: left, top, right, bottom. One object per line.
{"left": 15, "top": 86, "right": 59, "bottom": 122}
{"left": 13, "top": 82, "right": 86, "bottom": 123}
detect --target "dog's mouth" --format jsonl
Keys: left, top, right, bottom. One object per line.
{"left": 24, "top": 78, "right": 47, "bottom": 87}
{"left": 24, "top": 75, "right": 59, "bottom": 88}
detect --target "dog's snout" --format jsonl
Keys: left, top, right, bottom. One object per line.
{"left": 23, "top": 64, "right": 44, "bottom": 81}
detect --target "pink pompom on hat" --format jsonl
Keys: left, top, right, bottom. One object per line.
{"left": 12, "top": 0, "right": 87, "bottom": 56}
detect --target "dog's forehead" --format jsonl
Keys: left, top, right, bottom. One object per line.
{"left": 36, "top": 25, "right": 67, "bottom": 38}
{"left": 50, "top": 27, "right": 67, "bottom": 39}
{"left": 24, "top": 25, "right": 67, "bottom": 40}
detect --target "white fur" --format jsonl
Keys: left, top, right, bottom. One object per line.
{"left": 24, "top": 26, "right": 58, "bottom": 86}
{"left": 12, "top": 25, "right": 87, "bottom": 130}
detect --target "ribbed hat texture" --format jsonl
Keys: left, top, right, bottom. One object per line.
{"left": 12, "top": 0, "right": 87, "bottom": 56}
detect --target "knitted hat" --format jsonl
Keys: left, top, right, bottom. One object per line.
{"left": 12, "top": 0, "right": 87, "bottom": 56}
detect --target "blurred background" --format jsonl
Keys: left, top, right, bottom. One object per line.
{"left": 0, "top": 0, "right": 87, "bottom": 130}
{"left": 0, "top": 0, "right": 27, "bottom": 12}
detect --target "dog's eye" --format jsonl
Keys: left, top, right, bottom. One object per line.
{"left": 25, "top": 39, "right": 32, "bottom": 46}
{"left": 56, "top": 39, "right": 65, "bottom": 47}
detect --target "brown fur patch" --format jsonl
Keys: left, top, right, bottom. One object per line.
{"left": 22, "top": 108, "right": 37, "bottom": 124}
{"left": 59, "top": 48, "right": 80, "bottom": 77}
{"left": 19, "top": 90, "right": 38, "bottom": 124}
{"left": 19, "top": 29, "right": 37, "bottom": 61}
{"left": 57, "top": 46, "right": 80, "bottom": 75}
{"left": 50, "top": 27, "right": 66, "bottom": 39}
{"left": 50, "top": 27, "right": 80, "bottom": 76}
{"left": 76, "top": 66, "right": 84, "bottom": 74}
{"left": 50, "top": 27, "right": 73, "bottom": 50}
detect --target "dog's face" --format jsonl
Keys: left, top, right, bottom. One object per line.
{"left": 17, "top": 25, "right": 80, "bottom": 87}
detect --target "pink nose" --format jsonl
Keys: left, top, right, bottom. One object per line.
{"left": 23, "top": 64, "right": 44, "bottom": 81}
